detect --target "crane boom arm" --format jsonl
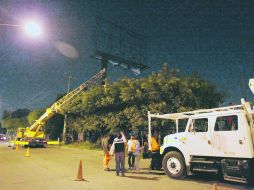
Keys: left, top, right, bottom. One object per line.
{"left": 28, "top": 69, "right": 106, "bottom": 133}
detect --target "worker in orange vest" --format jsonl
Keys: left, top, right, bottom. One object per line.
{"left": 150, "top": 131, "right": 162, "bottom": 170}
{"left": 102, "top": 135, "right": 111, "bottom": 171}
{"left": 150, "top": 135, "right": 160, "bottom": 152}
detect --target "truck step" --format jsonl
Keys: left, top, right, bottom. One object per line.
{"left": 192, "top": 168, "right": 218, "bottom": 173}
{"left": 223, "top": 175, "right": 247, "bottom": 184}
{"left": 190, "top": 160, "right": 215, "bottom": 164}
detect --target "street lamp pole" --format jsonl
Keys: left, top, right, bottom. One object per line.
{"left": 62, "top": 73, "right": 73, "bottom": 144}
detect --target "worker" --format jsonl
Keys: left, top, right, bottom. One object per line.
{"left": 150, "top": 131, "right": 160, "bottom": 152}
{"left": 127, "top": 134, "right": 135, "bottom": 169}
{"left": 101, "top": 135, "right": 111, "bottom": 171}
{"left": 132, "top": 134, "right": 142, "bottom": 173}
{"left": 142, "top": 141, "right": 149, "bottom": 159}
{"left": 150, "top": 131, "right": 162, "bottom": 170}
{"left": 112, "top": 131, "right": 127, "bottom": 176}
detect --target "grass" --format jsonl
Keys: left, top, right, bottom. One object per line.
{"left": 62, "top": 141, "right": 102, "bottom": 151}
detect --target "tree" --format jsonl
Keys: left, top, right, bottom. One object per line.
{"left": 2, "top": 117, "right": 29, "bottom": 132}
{"left": 2, "top": 109, "right": 31, "bottom": 132}
{"left": 27, "top": 109, "right": 45, "bottom": 125}
{"left": 2, "top": 110, "right": 12, "bottom": 119}
{"left": 1, "top": 98, "right": 64, "bottom": 139}
{"left": 62, "top": 64, "right": 226, "bottom": 143}
{"left": 11, "top": 109, "right": 30, "bottom": 118}
{"left": 26, "top": 102, "right": 64, "bottom": 140}
{"left": 0, "top": 121, "right": 7, "bottom": 134}
{"left": 45, "top": 114, "right": 64, "bottom": 140}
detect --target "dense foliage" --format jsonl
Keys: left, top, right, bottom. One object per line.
{"left": 61, "top": 65, "right": 226, "bottom": 142}
{"left": 1, "top": 65, "right": 226, "bottom": 142}
{"left": 2, "top": 107, "right": 63, "bottom": 140}
{"left": 2, "top": 109, "right": 30, "bottom": 132}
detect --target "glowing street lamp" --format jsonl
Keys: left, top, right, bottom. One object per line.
{"left": 0, "top": 20, "right": 79, "bottom": 58}
{"left": 0, "top": 20, "right": 43, "bottom": 38}
{"left": 23, "top": 21, "right": 43, "bottom": 38}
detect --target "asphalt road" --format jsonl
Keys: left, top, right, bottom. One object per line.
{"left": 0, "top": 142, "right": 252, "bottom": 190}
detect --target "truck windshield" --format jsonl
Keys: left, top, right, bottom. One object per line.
{"left": 189, "top": 118, "right": 208, "bottom": 132}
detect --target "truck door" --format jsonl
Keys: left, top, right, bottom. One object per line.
{"left": 185, "top": 117, "right": 213, "bottom": 156}
{"left": 212, "top": 114, "right": 252, "bottom": 158}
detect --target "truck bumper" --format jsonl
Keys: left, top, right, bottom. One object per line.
{"left": 28, "top": 139, "right": 47, "bottom": 147}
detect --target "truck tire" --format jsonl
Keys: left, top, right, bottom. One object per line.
{"left": 162, "top": 151, "right": 186, "bottom": 179}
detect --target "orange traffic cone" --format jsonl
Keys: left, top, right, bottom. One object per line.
{"left": 25, "top": 147, "right": 30, "bottom": 157}
{"left": 212, "top": 184, "right": 218, "bottom": 190}
{"left": 75, "top": 160, "right": 85, "bottom": 181}
{"left": 15, "top": 144, "right": 19, "bottom": 151}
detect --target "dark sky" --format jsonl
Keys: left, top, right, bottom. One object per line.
{"left": 0, "top": 0, "right": 254, "bottom": 117}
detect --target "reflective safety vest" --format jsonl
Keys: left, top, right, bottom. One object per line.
{"left": 150, "top": 137, "right": 160, "bottom": 152}
{"left": 131, "top": 140, "right": 137, "bottom": 152}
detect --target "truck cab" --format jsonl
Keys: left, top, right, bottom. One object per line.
{"left": 148, "top": 99, "right": 254, "bottom": 183}
{"left": 16, "top": 128, "right": 25, "bottom": 141}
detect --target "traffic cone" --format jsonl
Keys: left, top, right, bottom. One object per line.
{"left": 75, "top": 160, "right": 85, "bottom": 181}
{"left": 212, "top": 184, "right": 218, "bottom": 190}
{"left": 25, "top": 147, "right": 30, "bottom": 157}
{"left": 15, "top": 144, "right": 19, "bottom": 151}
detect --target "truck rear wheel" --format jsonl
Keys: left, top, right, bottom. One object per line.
{"left": 163, "top": 151, "right": 186, "bottom": 179}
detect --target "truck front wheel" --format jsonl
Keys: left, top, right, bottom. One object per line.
{"left": 163, "top": 151, "right": 186, "bottom": 179}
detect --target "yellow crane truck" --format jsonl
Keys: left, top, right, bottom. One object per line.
{"left": 14, "top": 69, "right": 106, "bottom": 148}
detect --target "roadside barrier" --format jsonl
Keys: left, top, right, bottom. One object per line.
{"left": 75, "top": 160, "right": 85, "bottom": 181}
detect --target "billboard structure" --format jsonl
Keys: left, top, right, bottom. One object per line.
{"left": 92, "top": 17, "right": 149, "bottom": 81}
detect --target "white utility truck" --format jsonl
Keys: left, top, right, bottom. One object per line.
{"left": 148, "top": 79, "right": 254, "bottom": 183}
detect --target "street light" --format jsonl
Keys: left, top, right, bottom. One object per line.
{"left": 0, "top": 21, "right": 81, "bottom": 59}
{"left": 0, "top": 20, "right": 43, "bottom": 38}
{"left": 1, "top": 19, "right": 79, "bottom": 143}
{"left": 23, "top": 21, "right": 43, "bottom": 38}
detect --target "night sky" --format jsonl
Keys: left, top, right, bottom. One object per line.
{"left": 0, "top": 0, "right": 254, "bottom": 117}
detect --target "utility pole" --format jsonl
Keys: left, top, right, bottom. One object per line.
{"left": 62, "top": 72, "right": 73, "bottom": 144}
{"left": 241, "top": 72, "right": 247, "bottom": 100}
